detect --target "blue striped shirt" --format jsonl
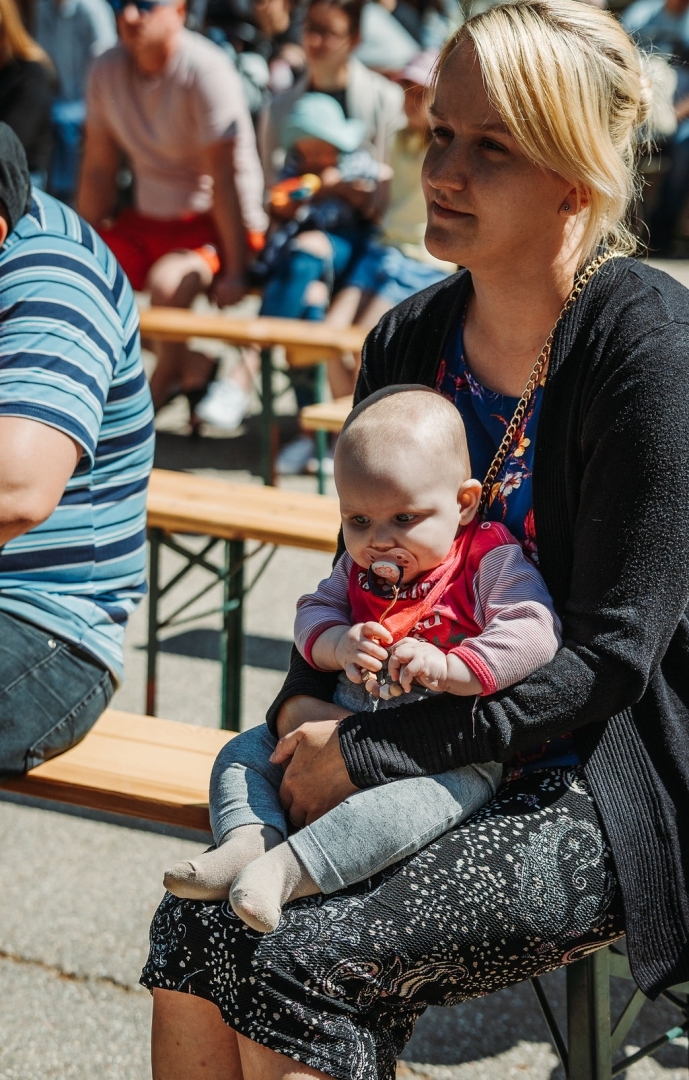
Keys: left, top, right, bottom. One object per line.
{"left": 0, "top": 191, "right": 154, "bottom": 682}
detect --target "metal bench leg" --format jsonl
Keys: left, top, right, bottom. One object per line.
{"left": 260, "top": 346, "right": 276, "bottom": 486}
{"left": 221, "top": 539, "right": 244, "bottom": 731}
{"left": 146, "top": 527, "right": 162, "bottom": 716}
{"left": 567, "top": 949, "right": 612, "bottom": 1080}
{"left": 314, "top": 361, "right": 328, "bottom": 496}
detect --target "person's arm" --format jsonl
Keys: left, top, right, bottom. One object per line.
{"left": 76, "top": 122, "right": 120, "bottom": 227}
{"left": 446, "top": 539, "right": 562, "bottom": 694}
{"left": 203, "top": 137, "right": 247, "bottom": 307}
{"left": 0, "top": 418, "right": 79, "bottom": 545}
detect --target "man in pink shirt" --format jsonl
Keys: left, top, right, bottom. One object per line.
{"left": 78, "top": 0, "right": 268, "bottom": 415}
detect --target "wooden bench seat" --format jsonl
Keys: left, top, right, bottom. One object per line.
{"left": 146, "top": 469, "right": 340, "bottom": 729}
{"left": 0, "top": 709, "right": 234, "bottom": 833}
{"left": 299, "top": 396, "right": 353, "bottom": 435}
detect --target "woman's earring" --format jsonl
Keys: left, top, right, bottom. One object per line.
{"left": 563, "top": 203, "right": 571, "bottom": 212}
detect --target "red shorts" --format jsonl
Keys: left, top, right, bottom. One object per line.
{"left": 99, "top": 209, "right": 222, "bottom": 292}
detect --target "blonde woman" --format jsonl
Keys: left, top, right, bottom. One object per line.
{"left": 0, "top": 0, "right": 53, "bottom": 185}
{"left": 142, "top": 3, "right": 689, "bottom": 1077}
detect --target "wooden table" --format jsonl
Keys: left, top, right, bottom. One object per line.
{"left": 146, "top": 468, "right": 340, "bottom": 729}
{"left": 139, "top": 308, "right": 366, "bottom": 485}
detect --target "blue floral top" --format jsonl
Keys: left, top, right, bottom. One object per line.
{"left": 436, "top": 316, "right": 579, "bottom": 777}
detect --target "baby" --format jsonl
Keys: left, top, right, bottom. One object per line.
{"left": 164, "top": 387, "right": 562, "bottom": 932}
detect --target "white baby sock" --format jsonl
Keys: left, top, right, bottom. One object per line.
{"left": 229, "top": 841, "right": 319, "bottom": 932}
{"left": 163, "top": 823, "right": 283, "bottom": 900}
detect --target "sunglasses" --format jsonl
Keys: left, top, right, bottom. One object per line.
{"left": 111, "top": 0, "right": 166, "bottom": 14}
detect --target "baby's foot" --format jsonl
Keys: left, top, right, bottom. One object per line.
{"left": 230, "top": 841, "right": 319, "bottom": 932}
{"left": 163, "top": 824, "right": 282, "bottom": 900}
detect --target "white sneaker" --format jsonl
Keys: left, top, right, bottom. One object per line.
{"left": 276, "top": 435, "right": 315, "bottom": 476}
{"left": 194, "top": 379, "right": 249, "bottom": 432}
{"left": 306, "top": 447, "right": 335, "bottom": 476}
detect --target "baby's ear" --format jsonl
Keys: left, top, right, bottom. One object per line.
{"left": 0, "top": 217, "right": 8, "bottom": 247}
{"left": 458, "top": 479, "right": 482, "bottom": 525}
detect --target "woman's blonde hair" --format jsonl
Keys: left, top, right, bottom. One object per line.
{"left": 0, "top": 0, "right": 50, "bottom": 66}
{"left": 436, "top": 0, "right": 652, "bottom": 264}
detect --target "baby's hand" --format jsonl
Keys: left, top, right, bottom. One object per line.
{"left": 334, "top": 622, "right": 392, "bottom": 684}
{"left": 388, "top": 637, "right": 449, "bottom": 693}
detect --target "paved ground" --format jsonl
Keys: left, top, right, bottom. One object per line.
{"left": 1, "top": 264, "right": 688, "bottom": 1079}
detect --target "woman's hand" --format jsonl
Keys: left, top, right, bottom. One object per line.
{"left": 271, "top": 719, "right": 358, "bottom": 827}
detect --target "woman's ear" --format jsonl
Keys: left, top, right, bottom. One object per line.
{"left": 561, "top": 186, "right": 590, "bottom": 213}
{"left": 458, "top": 478, "right": 482, "bottom": 525}
{"left": 0, "top": 217, "right": 9, "bottom": 247}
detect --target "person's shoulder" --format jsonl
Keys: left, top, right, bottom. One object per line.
{"left": 176, "top": 29, "right": 237, "bottom": 79}
{"left": 2, "top": 192, "right": 126, "bottom": 304}
{"left": 90, "top": 41, "right": 127, "bottom": 79}
{"left": 601, "top": 256, "right": 689, "bottom": 329}
{"left": 349, "top": 56, "right": 404, "bottom": 107}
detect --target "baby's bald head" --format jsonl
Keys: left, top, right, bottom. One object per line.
{"left": 335, "top": 386, "right": 471, "bottom": 487}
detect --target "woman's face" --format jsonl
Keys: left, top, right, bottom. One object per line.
{"left": 422, "top": 42, "right": 574, "bottom": 272}
{"left": 303, "top": 3, "right": 356, "bottom": 72}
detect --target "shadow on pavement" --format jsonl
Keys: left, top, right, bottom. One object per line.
{"left": 153, "top": 416, "right": 299, "bottom": 477}
{"left": 148, "top": 628, "right": 292, "bottom": 670}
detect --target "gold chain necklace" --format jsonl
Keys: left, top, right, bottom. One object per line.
{"left": 478, "top": 252, "right": 615, "bottom": 515}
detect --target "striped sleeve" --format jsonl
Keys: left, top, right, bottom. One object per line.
{"left": 455, "top": 544, "right": 562, "bottom": 694}
{"left": 0, "top": 233, "right": 120, "bottom": 463}
{"left": 294, "top": 552, "right": 353, "bottom": 667}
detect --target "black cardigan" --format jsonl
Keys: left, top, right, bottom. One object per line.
{"left": 267, "top": 258, "right": 689, "bottom": 998}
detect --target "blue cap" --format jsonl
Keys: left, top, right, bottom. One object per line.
{"left": 281, "top": 93, "right": 367, "bottom": 154}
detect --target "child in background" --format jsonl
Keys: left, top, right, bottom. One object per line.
{"left": 252, "top": 91, "right": 391, "bottom": 292}
{"left": 164, "top": 387, "right": 562, "bottom": 933}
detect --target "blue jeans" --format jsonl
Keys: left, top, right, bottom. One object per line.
{"left": 209, "top": 723, "right": 502, "bottom": 894}
{"left": 260, "top": 230, "right": 368, "bottom": 408}
{"left": 0, "top": 613, "right": 113, "bottom": 776}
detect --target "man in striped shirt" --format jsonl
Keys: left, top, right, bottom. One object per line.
{"left": 0, "top": 130, "right": 154, "bottom": 776}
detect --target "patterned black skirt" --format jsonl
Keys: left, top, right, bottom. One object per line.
{"left": 141, "top": 767, "right": 625, "bottom": 1080}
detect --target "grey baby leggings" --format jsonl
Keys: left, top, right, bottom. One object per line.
{"left": 209, "top": 723, "right": 502, "bottom": 894}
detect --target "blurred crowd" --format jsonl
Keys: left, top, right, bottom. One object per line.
{"left": 1, "top": 0, "right": 688, "bottom": 472}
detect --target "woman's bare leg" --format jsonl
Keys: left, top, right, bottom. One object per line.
{"left": 151, "top": 988, "right": 242, "bottom": 1080}
{"left": 237, "top": 1032, "right": 336, "bottom": 1080}
{"left": 151, "top": 989, "right": 337, "bottom": 1080}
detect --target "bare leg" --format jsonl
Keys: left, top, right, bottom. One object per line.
{"left": 151, "top": 988, "right": 242, "bottom": 1080}
{"left": 238, "top": 1032, "right": 335, "bottom": 1080}
{"left": 146, "top": 251, "right": 214, "bottom": 410}
{"left": 151, "top": 989, "right": 337, "bottom": 1080}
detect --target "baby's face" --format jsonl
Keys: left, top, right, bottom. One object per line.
{"left": 337, "top": 457, "right": 465, "bottom": 584}
{"left": 294, "top": 137, "right": 339, "bottom": 174}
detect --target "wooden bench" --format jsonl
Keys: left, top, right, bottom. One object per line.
{"left": 0, "top": 708, "right": 234, "bottom": 833}
{"left": 299, "top": 396, "right": 353, "bottom": 492}
{"left": 299, "top": 396, "right": 353, "bottom": 435}
{"left": 146, "top": 468, "right": 340, "bottom": 730}
{"left": 139, "top": 308, "right": 366, "bottom": 485}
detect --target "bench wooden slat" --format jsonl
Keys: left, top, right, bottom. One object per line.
{"left": 139, "top": 308, "right": 366, "bottom": 365}
{"left": 147, "top": 468, "right": 340, "bottom": 551}
{"left": 0, "top": 710, "right": 234, "bottom": 831}
{"left": 300, "top": 396, "right": 353, "bottom": 434}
